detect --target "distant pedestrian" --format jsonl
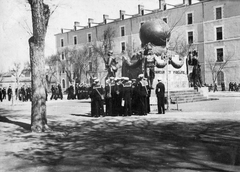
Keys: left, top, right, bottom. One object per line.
{"left": 7, "top": 86, "right": 12, "bottom": 101}
{"left": 155, "top": 79, "right": 165, "bottom": 114}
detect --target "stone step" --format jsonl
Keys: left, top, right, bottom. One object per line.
{"left": 150, "top": 88, "right": 208, "bottom": 104}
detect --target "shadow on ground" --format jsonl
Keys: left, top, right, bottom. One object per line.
{"left": 1, "top": 113, "right": 240, "bottom": 172}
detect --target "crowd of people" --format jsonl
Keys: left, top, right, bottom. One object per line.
{"left": 228, "top": 82, "right": 240, "bottom": 92}
{"left": 0, "top": 85, "right": 32, "bottom": 102}
{"left": 88, "top": 74, "right": 166, "bottom": 117}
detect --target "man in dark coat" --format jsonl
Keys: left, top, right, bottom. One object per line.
{"left": 122, "top": 77, "right": 133, "bottom": 116}
{"left": 90, "top": 79, "right": 104, "bottom": 117}
{"left": 137, "top": 74, "right": 148, "bottom": 115}
{"left": 58, "top": 84, "right": 63, "bottom": 100}
{"left": 114, "top": 77, "right": 123, "bottom": 116}
{"left": 7, "top": 86, "right": 12, "bottom": 101}
{"left": 155, "top": 79, "right": 165, "bottom": 114}
{"left": 105, "top": 78, "right": 114, "bottom": 116}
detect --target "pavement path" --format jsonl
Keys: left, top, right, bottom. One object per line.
{"left": 0, "top": 93, "right": 240, "bottom": 172}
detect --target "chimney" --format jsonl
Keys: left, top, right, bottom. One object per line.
{"left": 138, "top": 5, "right": 144, "bottom": 15}
{"left": 159, "top": 0, "right": 166, "bottom": 10}
{"left": 183, "top": 0, "right": 192, "bottom": 5}
{"left": 61, "top": 28, "right": 63, "bottom": 33}
{"left": 74, "top": 21, "right": 80, "bottom": 31}
{"left": 88, "top": 18, "right": 93, "bottom": 28}
{"left": 120, "top": 10, "right": 125, "bottom": 20}
{"left": 103, "top": 14, "right": 109, "bottom": 24}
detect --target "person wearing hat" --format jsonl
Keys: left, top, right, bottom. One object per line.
{"left": 105, "top": 78, "right": 115, "bottom": 116}
{"left": 122, "top": 77, "right": 133, "bottom": 116}
{"left": 137, "top": 74, "right": 148, "bottom": 115}
{"left": 114, "top": 76, "right": 123, "bottom": 116}
{"left": 89, "top": 79, "right": 105, "bottom": 117}
{"left": 131, "top": 78, "right": 139, "bottom": 115}
{"left": 155, "top": 79, "right": 165, "bottom": 114}
{"left": 7, "top": 85, "right": 12, "bottom": 101}
{"left": 106, "top": 50, "right": 118, "bottom": 78}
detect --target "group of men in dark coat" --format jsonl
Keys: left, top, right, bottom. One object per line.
{"left": 50, "top": 84, "right": 63, "bottom": 100}
{"left": 0, "top": 86, "right": 13, "bottom": 102}
{"left": 16, "top": 85, "right": 32, "bottom": 102}
{"left": 89, "top": 74, "right": 165, "bottom": 117}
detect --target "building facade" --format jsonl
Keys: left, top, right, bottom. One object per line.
{"left": 55, "top": 0, "right": 240, "bottom": 90}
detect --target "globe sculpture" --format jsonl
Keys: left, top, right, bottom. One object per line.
{"left": 122, "top": 19, "right": 185, "bottom": 87}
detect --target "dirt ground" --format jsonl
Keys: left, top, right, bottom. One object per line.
{"left": 1, "top": 91, "right": 240, "bottom": 172}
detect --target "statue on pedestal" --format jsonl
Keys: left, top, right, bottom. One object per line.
{"left": 122, "top": 19, "right": 185, "bottom": 88}
{"left": 188, "top": 50, "right": 203, "bottom": 87}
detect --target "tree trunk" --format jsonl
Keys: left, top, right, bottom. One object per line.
{"left": 28, "top": 0, "right": 50, "bottom": 132}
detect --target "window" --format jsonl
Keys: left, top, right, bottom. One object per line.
{"left": 60, "top": 38, "right": 64, "bottom": 47}
{"left": 120, "top": 26, "right": 125, "bottom": 37}
{"left": 62, "top": 79, "right": 65, "bottom": 89}
{"left": 216, "top": 48, "right": 223, "bottom": 62}
{"left": 121, "top": 42, "right": 126, "bottom": 52}
{"left": 61, "top": 52, "right": 65, "bottom": 60}
{"left": 188, "top": 31, "right": 193, "bottom": 44}
{"left": 217, "top": 71, "right": 224, "bottom": 85}
{"left": 62, "top": 67, "right": 65, "bottom": 73}
{"left": 187, "top": 13, "right": 193, "bottom": 25}
{"left": 87, "top": 33, "right": 92, "bottom": 42}
{"left": 215, "top": 7, "right": 222, "bottom": 20}
{"left": 163, "top": 17, "right": 167, "bottom": 23}
{"left": 73, "top": 36, "right": 77, "bottom": 45}
{"left": 216, "top": 27, "right": 223, "bottom": 40}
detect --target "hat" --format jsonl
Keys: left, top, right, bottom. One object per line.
{"left": 110, "top": 77, "right": 114, "bottom": 80}
{"left": 108, "top": 50, "right": 113, "bottom": 56}
{"left": 92, "top": 77, "right": 97, "bottom": 80}
{"left": 138, "top": 74, "right": 144, "bottom": 78}
{"left": 124, "top": 77, "right": 129, "bottom": 81}
{"left": 115, "top": 77, "right": 120, "bottom": 81}
{"left": 158, "top": 79, "right": 162, "bottom": 81}
{"left": 95, "top": 79, "right": 99, "bottom": 83}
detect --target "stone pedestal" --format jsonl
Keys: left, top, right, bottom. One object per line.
{"left": 152, "top": 56, "right": 189, "bottom": 91}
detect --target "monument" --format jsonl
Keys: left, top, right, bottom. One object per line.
{"left": 122, "top": 19, "right": 188, "bottom": 91}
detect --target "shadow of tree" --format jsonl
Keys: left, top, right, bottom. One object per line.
{"left": 3, "top": 117, "right": 240, "bottom": 172}
{"left": 0, "top": 116, "right": 31, "bottom": 131}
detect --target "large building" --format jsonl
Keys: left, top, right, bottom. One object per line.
{"left": 55, "top": 0, "right": 240, "bottom": 90}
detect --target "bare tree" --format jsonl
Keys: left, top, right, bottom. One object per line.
{"left": 28, "top": 0, "right": 50, "bottom": 132}
{"left": 57, "top": 47, "right": 76, "bottom": 84}
{"left": 45, "top": 54, "right": 58, "bottom": 89}
{"left": 207, "top": 50, "right": 235, "bottom": 87}
{"left": 71, "top": 47, "right": 91, "bottom": 83}
{"left": 92, "top": 26, "right": 116, "bottom": 67}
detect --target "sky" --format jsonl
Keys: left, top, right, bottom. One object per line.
{"left": 0, "top": 0, "right": 199, "bottom": 72}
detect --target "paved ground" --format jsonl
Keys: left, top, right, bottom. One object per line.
{"left": 0, "top": 91, "right": 240, "bottom": 172}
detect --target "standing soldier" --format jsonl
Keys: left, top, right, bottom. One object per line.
{"left": 7, "top": 86, "right": 12, "bottom": 101}
{"left": 131, "top": 79, "right": 139, "bottom": 115}
{"left": 2, "top": 87, "right": 6, "bottom": 100}
{"left": 114, "top": 77, "right": 123, "bottom": 116}
{"left": 122, "top": 77, "right": 132, "bottom": 116}
{"left": 155, "top": 79, "right": 165, "bottom": 114}
{"left": 144, "top": 78, "right": 151, "bottom": 113}
{"left": 50, "top": 85, "right": 56, "bottom": 100}
{"left": 137, "top": 74, "right": 148, "bottom": 115}
{"left": 105, "top": 77, "right": 115, "bottom": 116}
{"left": 26, "top": 85, "right": 32, "bottom": 101}
{"left": 90, "top": 79, "right": 105, "bottom": 117}
{"left": 58, "top": 83, "right": 63, "bottom": 100}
